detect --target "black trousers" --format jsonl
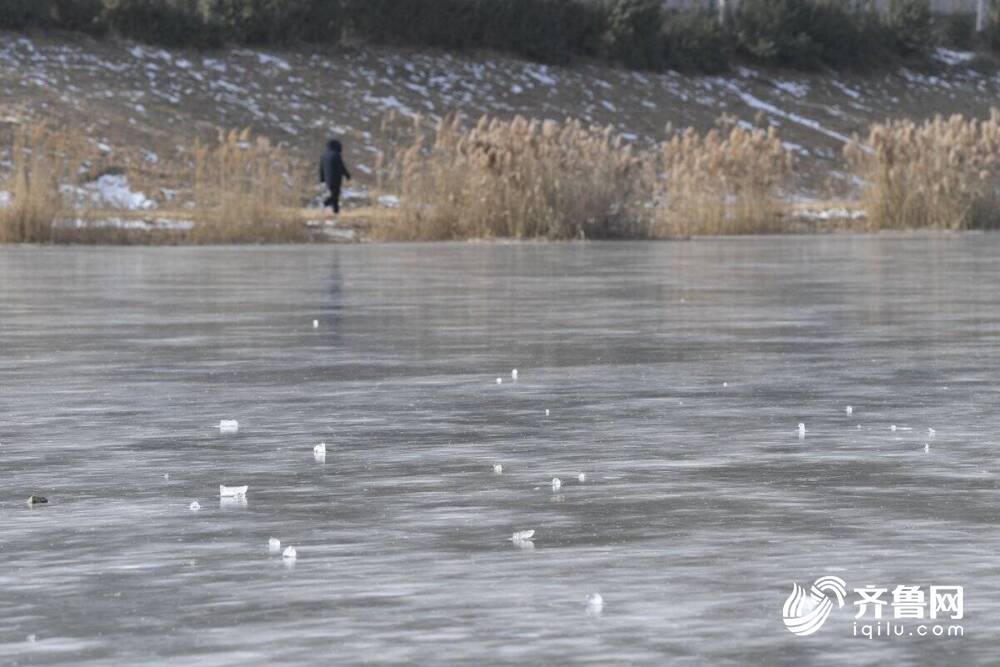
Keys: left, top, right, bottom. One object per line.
{"left": 323, "top": 185, "right": 341, "bottom": 213}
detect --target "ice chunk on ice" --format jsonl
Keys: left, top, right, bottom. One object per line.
{"left": 282, "top": 546, "right": 297, "bottom": 560}
{"left": 189, "top": 500, "right": 201, "bottom": 511}
{"left": 493, "top": 464, "right": 503, "bottom": 474}
{"left": 219, "top": 484, "right": 248, "bottom": 497}
{"left": 551, "top": 478, "right": 561, "bottom": 491}
{"left": 511, "top": 530, "right": 535, "bottom": 542}
{"left": 269, "top": 537, "right": 281, "bottom": 553}
{"left": 219, "top": 420, "right": 239, "bottom": 433}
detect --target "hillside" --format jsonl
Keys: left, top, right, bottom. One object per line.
{"left": 3, "top": 30, "right": 1000, "bottom": 235}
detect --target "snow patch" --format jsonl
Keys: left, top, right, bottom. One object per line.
{"left": 782, "top": 141, "right": 810, "bottom": 156}
{"left": 524, "top": 65, "right": 557, "bottom": 86}
{"left": 794, "top": 207, "right": 867, "bottom": 221}
{"left": 722, "top": 80, "right": 853, "bottom": 144}
{"left": 56, "top": 217, "right": 192, "bottom": 230}
{"left": 67, "top": 174, "right": 156, "bottom": 210}
{"left": 773, "top": 80, "right": 809, "bottom": 98}
{"left": 362, "top": 93, "right": 413, "bottom": 115}
{"left": 236, "top": 50, "right": 292, "bottom": 71}
{"left": 934, "top": 48, "right": 976, "bottom": 67}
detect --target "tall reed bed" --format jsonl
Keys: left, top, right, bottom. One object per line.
{"left": 191, "top": 129, "right": 309, "bottom": 243}
{"left": 652, "top": 122, "right": 792, "bottom": 236}
{"left": 376, "top": 114, "right": 646, "bottom": 240}
{"left": 374, "top": 114, "right": 793, "bottom": 240}
{"left": 0, "top": 123, "right": 310, "bottom": 244}
{"left": 846, "top": 111, "right": 1000, "bottom": 230}
{"left": 0, "top": 124, "right": 80, "bottom": 243}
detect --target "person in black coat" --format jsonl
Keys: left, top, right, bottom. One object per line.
{"left": 319, "top": 139, "right": 351, "bottom": 213}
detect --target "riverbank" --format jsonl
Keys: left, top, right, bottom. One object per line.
{"left": 0, "top": 200, "right": 878, "bottom": 244}
{"left": 3, "top": 34, "right": 1000, "bottom": 243}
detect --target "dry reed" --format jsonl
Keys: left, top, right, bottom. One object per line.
{"left": 0, "top": 124, "right": 74, "bottom": 243}
{"left": 190, "top": 128, "right": 309, "bottom": 243}
{"left": 376, "top": 114, "right": 646, "bottom": 240}
{"left": 651, "top": 121, "right": 792, "bottom": 236}
{"left": 845, "top": 111, "right": 1000, "bottom": 230}
{"left": 1, "top": 123, "right": 311, "bottom": 243}
{"left": 372, "top": 114, "right": 796, "bottom": 240}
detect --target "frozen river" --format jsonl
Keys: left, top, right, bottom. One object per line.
{"left": 1, "top": 237, "right": 998, "bottom": 665}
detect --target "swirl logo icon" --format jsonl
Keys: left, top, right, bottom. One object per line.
{"left": 782, "top": 576, "right": 848, "bottom": 636}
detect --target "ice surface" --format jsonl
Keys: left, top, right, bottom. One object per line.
{"left": 3, "top": 241, "right": 999, "bottom": 664}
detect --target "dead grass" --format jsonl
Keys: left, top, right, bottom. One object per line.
{"left": 374, "top": 114, "right": 646, "bottom": 241}
{"left": 12, "top": 108, "right": 1000, "bottom": 245}
{"left": 846, "top": 110, "right": 1000, "bottom": 230}
{"left": 651, "top": 119, "right": 793, "bottom": 236}
{"left": 189, "top": 129, "right": 310, "bottom": 243}
{"left": 370, "top": 114, "right": 796, "bottom": 240}
{"left": 0, "top": 123, "right": 316, "bottom": 244}
{"left": 0, "top": 124, "right": 73, "bottom": 243}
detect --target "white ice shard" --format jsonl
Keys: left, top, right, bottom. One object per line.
{"left": 511, "top": 369, "right": 518, "bottom": 380}
{"left": 219, "top": 420, "right": 239, "bottom": 433}
{"left": 314, "top": 442, "right": 326, "bottom": 455}
{"left": 219, "top": 484, "right": 248, "bottom": 497}
{"left": 282, "top": 546, "right": 297, "bottom": 560}
{"left": 312, "top": 319, "right": 319, "bottom": 329}
{"left": 220, "top": 495, "right": 247, "bottom": 509}
{"left": 846, "top": 406, "right": 853, "bottom": 415}
{"left": 545, "top": 409, "right": 550, "bottom": 416}
{"left": 798, "top": 423, "right": 806, "bottom": 438}
{"left": 496, "top": 378, "right": 503, "bottom": 384}
{"left": 551, "top": 477, "right": 561, "bottom": 491}
{"left": 924, "top": 443, "right": 930, "bottom": 454}
{"left": 578, "top": 473, "right": 586, "bottom": 482}
{"left": 891, "top": 425, "right": 897, "bottom": 432}
{"left": 586, "top": 593, "right": 605, "bottom": 613}
{"left": 189, "top": 500, "right": 201, "bottom": 511}
{"left": 493, "top": 464, "right": 503, "bottom": 474}
{"left": 268, "top": 537, "right": 281, "bottom": 553}
{"left": 928, "top": 428, "right": 936, "bottom": 439}
{"left": 511, "top": 530, "right": 535, "bottom": 542}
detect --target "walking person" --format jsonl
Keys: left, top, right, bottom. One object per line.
{"left": 319, "top": 139, "right": 351, "bottom": 214}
